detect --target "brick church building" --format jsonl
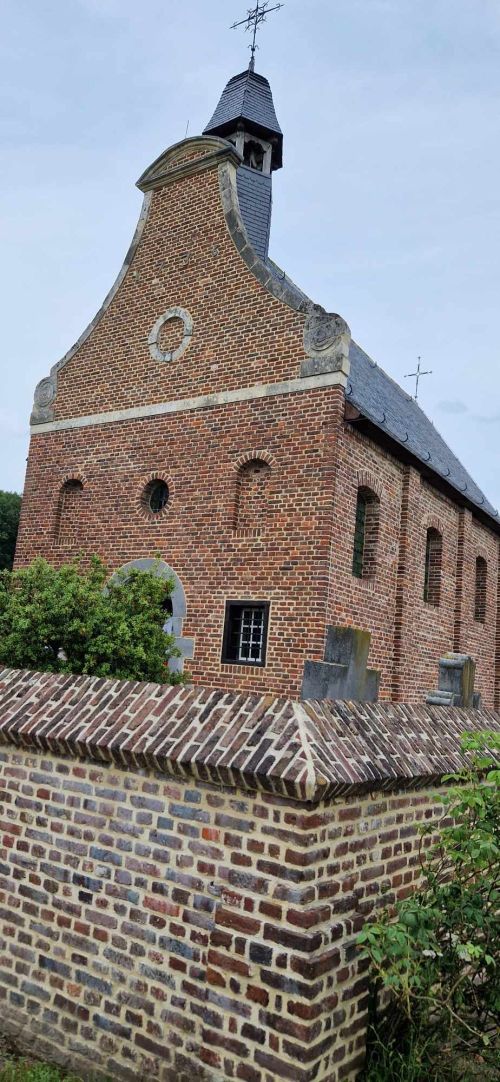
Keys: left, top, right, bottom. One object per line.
{"left": 16, "top": 62, "right": 500, "bottom": 707}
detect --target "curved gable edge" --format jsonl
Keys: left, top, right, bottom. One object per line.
{"left": 30, "top": 191, "right": 153, "bottom": 426}
{"left": 218, "top": 158, "right": 309, "bottom": 314}
{"left": 218, "top": 158, "right": 351, "bottom": 379}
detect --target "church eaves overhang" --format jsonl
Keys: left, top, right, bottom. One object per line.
{"left": 0, "top": 667, "right": 498, "bottom": 805}
{"left": 345, "top": 341, "right": 499, "bottom": 526}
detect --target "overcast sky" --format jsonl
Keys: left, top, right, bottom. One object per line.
{"left": 1, "top": 0, "right": 500, "bottom": 509}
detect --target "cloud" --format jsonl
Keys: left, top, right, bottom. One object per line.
{"left": 436, "top": 400, "right": 468, "bottom": 414}
{"left": 472, "top": 413, "right": 500, "bottom": 425}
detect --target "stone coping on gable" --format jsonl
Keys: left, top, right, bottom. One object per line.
{"left": 0, "top": 667, "right": 498, "bottom": 804}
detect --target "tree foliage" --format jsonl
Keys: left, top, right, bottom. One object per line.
{"left": 358, "top": 732, "right": 500, "bottom": 1080}
{"left": 0, "top": 491, "right": 22, "bottom": 571}
{"left": 0, "top": 557, "right": 182, "bottom": 684}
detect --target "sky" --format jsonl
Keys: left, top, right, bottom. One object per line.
{"left": 1, "top": 0, "right": 500, "bottom": 508}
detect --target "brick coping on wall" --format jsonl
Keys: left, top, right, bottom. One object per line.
{"left": 0, "top": 667, "right": 498, "bottom": 804}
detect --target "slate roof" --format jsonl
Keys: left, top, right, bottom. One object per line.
{"left": 347, "top": 342, "right": 499, "bottom": 521}
{"left": 233, "top": 163, "right": 498, "bottom": 522}
{"left": 0, "top": 668, "right": 498, "bottom": 803}
{"left": 237, "top": 167, "right": 272, "bottom": 260}
{"left": 204, "top": 68, "right": 283, "bottom": 169}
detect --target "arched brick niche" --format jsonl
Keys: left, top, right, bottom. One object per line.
{"left": 233, "top": 451, "right": 275, "bottom": 535}
{"left": 110, "top": 559, "right": 194, "bottom": 674}
{"left": 54, "top": 475, "right": 87, "bottom": 548}
{"left": 474, "top": 555, "right": 488, "bottom": 623}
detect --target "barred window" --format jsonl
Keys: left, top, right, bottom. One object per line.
{"left": 424, "top": 528, "right": 442, "bottom": 606}
{"left": 222, "top": 601, "right": 270, "bottom": 667}
{"left": 352, "top": 487, "right": 380, "bottom": 578}
{"left": 474, "top": 556, "right": 487, "bottom": 623}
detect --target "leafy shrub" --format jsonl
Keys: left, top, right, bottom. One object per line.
{"left": 358, "top": 731, "right": 500, "bottom": 1080}
{"left": 0, "top": 1065, "right": 82, "bottom": 1082}
{"left": 0, "top": 556, "right": 182, "bottom": 684}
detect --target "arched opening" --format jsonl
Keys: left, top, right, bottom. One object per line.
{"left": 352, "top": 487, "right": 380, "bottom": 579}
{"left": 243, "top": 138, "right": 265, "bottom": 172}
{"left": 424, "top": 528, "right": 443, "bottom": 606}
{"left": 111, "top": 559, "right": 193, "bottom": 674}
{"left": 474, "top": 556, "right": 487, "bottom": 623}
{"left": 55, "top": 479, "right": 84, "bottom": 547}
{"left": 235, "top": 458, "right": 271, "bottom": 533}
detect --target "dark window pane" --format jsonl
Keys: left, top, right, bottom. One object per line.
{"left": 352, "top": 494, "right": 366, "bottom": 578}
{"left": 474, "top": 557, "right": 487, "bottom": 622}
{"left": 222, "top": 602, "right": 269, "bottom": 667}
{"left": 424, "top": 528, "right": 442, "bottom": 606}
{"left": 143, "top": 480, "right": 169, "bottom": 514}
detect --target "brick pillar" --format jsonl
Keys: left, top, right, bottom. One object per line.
{"left": 453, "top": 508, "right": 473, "bottom": 651}
{"left": 324, "top": 391, "right": 350, "bottom": 637}
{"left": 392, "top": 466, "right": 421, "bottom": 701}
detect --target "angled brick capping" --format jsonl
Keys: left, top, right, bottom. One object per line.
{"left": 0, "top": 668, "right": 498, "bottom": 1082}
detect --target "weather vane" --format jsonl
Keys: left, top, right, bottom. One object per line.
{"left": 231, "top": 2, "right": 284, "bottom": 69}
{"left": 404, "top": 356, "right": 432, "bottom": 402}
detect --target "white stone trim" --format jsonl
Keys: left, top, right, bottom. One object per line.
{"left": 30, "top": 371, "right": 347, "bottom": 435}
{"left": 148, "top": 307, "right": 193, "bottom": 363}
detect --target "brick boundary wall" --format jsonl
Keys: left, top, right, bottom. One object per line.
{"left": 0, "top": 668, "right": 499, "bottom": 1082}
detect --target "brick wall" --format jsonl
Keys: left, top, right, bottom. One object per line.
{"left": 53, "top": 163, "right": 307, "bottom": 420}
{"left": 16, "top": 385, "right": 344, "bottom": 699}
{"left": 0, "top": 740, "right": 460, "bottom": 1082}
{"left": 0, "top": 669, "right": 498, "bottom": 1082}
{"left": 332, "top": 425, "right": 500, "bottom": 707}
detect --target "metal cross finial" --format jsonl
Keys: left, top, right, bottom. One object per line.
{"left": 231, "top": 2, "right": 284, "bottom": 70}
{"left": 404, "top": 356, "right": 432, "bottom": 402}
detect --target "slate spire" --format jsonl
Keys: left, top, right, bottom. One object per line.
{"left": 203, "top": 68, "right": 283, "bottom": 171}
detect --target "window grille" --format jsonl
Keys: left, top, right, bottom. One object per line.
{"left": 222, "top": 601, "right": 270, "bottom": 667}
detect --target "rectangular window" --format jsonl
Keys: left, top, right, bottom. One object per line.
{"left": 424, "top": 528, "right": 442, "bottom": 606}
{"left": 222, "top": 601, "right": 270, "bottom": 667}
{"left": 352, "top": 494, "right": 367, "bottom": 578}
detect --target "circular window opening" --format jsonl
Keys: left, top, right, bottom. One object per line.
{"left": 143, "top": 479, "right": 169, "bottom": 515}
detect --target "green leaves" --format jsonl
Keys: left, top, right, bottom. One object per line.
{"left": 0, "top": 557, "right": 182, "bottom": 685}
{"left": 359, "top": 732, "right": 500, "bottom": 1078}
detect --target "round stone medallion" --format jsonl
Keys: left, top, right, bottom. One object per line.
{"left": 148, "top": 306, "right": 193, "bottom": 363}
{"left": 34, "top": 377, "right": 56, "bottom": 409}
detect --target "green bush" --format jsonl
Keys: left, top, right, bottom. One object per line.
{"left": 0, "top": 1065, "right": 82, "bottom": 1082}
{"left": 358, "top": 731, "right": 500, "bottom": 1081}
{"left": 0, "top": 556, "right": 182, "bottom": 684}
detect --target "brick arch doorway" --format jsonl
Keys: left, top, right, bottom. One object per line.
{"left": 111, "top": 559, "right": 194, "bottom": 675}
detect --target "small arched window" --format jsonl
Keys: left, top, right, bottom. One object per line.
{"left": 474, "top": 556, "right": 487, "bottom": 623}
{"left": 55, "top": 479, "right": 84, "bottom": 547}
{"left": 243, "top": 138, "right": 265, "bottom": 172}
{"left": 235, "top": 458, "right": 271, "bottom": 533}
{"left": 424, "top": 527, "right": 442, "bottom": 606}
{"left": 352, "top": 487, "right": 380, "bottom": 578}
